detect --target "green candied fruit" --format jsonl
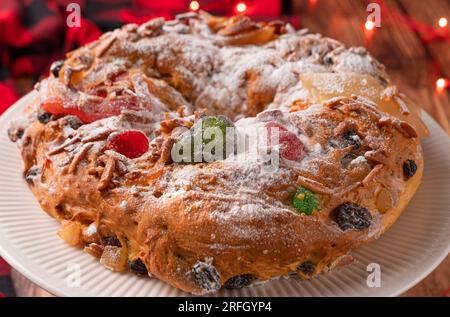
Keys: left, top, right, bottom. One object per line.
{"left": 292, "top": 187, "right": 319, "bottom": 215}
{"left": 198, "top": 115, "right": 235, "bottom": 161}
{"left": 200, "top": 115, "right": 234, "bottom": 143}
{"left": 175, "top": 115, "right": 235, "bottom": 164}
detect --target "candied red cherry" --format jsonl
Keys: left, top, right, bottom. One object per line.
{"left": 265, "top": 122, "right": 305, "bottom": 161}
{"left": 106, "top": 131, "right": 149, "bottom": 159}
{"left": 279, "top": 132, "right": 305, "bottom": 161}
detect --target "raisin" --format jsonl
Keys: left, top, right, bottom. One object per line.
{"left": 37, "top": 111, "right": 52, "bottom": 124}
{"left": 333, "top": 203, "right": 372, "bottom": 231}
{"left": 50, "top": 60, "right": 64, "bottom": 78}
{"left": 224, "top": 274, "right": 254, "bottom": 289}
{"left": 8, "top": 127, "right": 24, "bottom": 142}
{"left": 342, "top": 129, "right": 361, "bottom": 149}
{"left": 324, "top": 56, "right": 334, "bottom": 65}
{"left": 67, "top": 117, "right": 83, "bottom": 130}
{"left": 191, "top": 259, "right": 221, "bottom": 292}
{"left": 330, "top": 129, "right": 362, "bottom": 149}
{"left": 25, "top": 166, "right": 41, "bottom": 185}
{"left": 341, "top": 152, "right": 358, "bottom": 169}
{"left": 102, "top": 236, "right": 122, "bottom": 247}
{"left": 129, "top": 258, "right": 148, "bottom": 276}
{"left": 297, "top": 261, "right": 315, "bottom": 275}
{"left": 378, "top": 75, "right": 389, "bottom": 87}
{"left": 403, "top": 160, "right": 417, "bottom": 180}
{"left": 16, "top": 129, "right": 24, "bottom": 140}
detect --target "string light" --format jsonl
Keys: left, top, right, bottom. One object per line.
{"left": 309, "top": 0, "right": 318, "bottom": 8}
{"left": 436, "top": 78, "right": 448, "bottom": 93}
{"left": 236, "top": 2, "right": 247, "bottom": 14}
{"left": 189, "top": 1, "right": 200, "bottom": 12}
{"left": 365, "top": 20, "right": 375, "bottom": 31}
{"left": 438, "top": 17, "right": 448, "bottom": 28}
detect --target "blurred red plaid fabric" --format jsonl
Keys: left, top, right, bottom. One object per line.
{"left": 0, "top": 257, "right": 14, "bottom": 297}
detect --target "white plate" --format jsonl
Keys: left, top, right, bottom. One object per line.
{"left": 0, "top": 93, "right": 449, "bottom": 297}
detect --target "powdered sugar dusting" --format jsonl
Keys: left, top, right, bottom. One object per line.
{"left": 13, "top": 14, "right": 401, "bottom": 243}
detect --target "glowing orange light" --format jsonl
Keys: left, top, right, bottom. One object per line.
{"left": 436, "top": 78, "right": 447, "bottom": 92}
{"left": 189, "top": 1, "right": 200, "bottom": 12}
{"left": 365, "top": 20, "right": 375, "bottom": 31}
{"left": 438, "top": 17, "right": 448, "bottom": 28}
{"left": 236, "top": 2, "right": 247, "bottom": 13}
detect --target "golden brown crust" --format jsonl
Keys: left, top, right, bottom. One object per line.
{"left": 9, "top": 13, "right": 425, "bottom": 294}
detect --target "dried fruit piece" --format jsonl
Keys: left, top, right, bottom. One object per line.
{"left": 224, "top": 274, "right": 254, "bottom": 289}
{"left": 41, "top": 95, "right": 139, "bottom": 123}
{"left": 333, "top": 203, "right": 372, "bottom": 230}
{"left": 376, "top": 188, "right": 393, "bottom": 213}
{"left": 50, "top": 60, "right": 64, "bottom": 77}
{"left": 342, "top": 129, "right": 361, "bottom": 149}
{"left": 16, "top": 129, "right": 24, "bottom": 139}
{"left": 191, "top": 258, "right": 221, "bottom": 293}
{"left": 37, "top": 111, "right": 52, "bottom": 124}
{"left": 175, "top": 115, "right": 235, "bottom": 163}
{"left": 341, "top": 152, "right": 358, "bottom": 169}
{"left": 102, "top": 236, "right": 122, "bottom": 247}
{"left": 129, "top": 258, "right": 148, "bottom": 276}
{"left": 297, "top": 261, "right": 316, "bottom": 275}
{"left": 66, "top": 117, "right": 83, "bottom": 130}
{"left": 58, "top": 222, "right": 82, "bottom": 246}
{"left": 265, "top": 122, "right": 305, "bottom": 161}
{"left": 100, "top": 246, "right": 128, "bottom": 272}
{"left": 25, "top": 166, "right": 41, "bottom": 185}
{"left": 8, "top": 127, "right": 24, "bottom": 142}
{"left": 198, "top": 115, "right": 235, "bottom": 161}
{"left": 279, "top": 132, "right": 306, "bottom": 161}
{"left": 330, "top": 129, "right": 361, "bottom": 149}
{"left": 105, "top": 131, "right": 149, "bottom": 159}
{"left": 292, "top": 187, "right": 319, "bottom": 215}
{"left": 403, "top": 159, "right": 417, "bottom": 180}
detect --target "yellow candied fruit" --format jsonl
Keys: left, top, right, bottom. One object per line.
{"left": 376, "top": 188, "right": 393, "bottom": 213}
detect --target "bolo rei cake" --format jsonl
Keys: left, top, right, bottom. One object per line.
{"left": 8, "top": 12, "right": 428, "bottom": 294}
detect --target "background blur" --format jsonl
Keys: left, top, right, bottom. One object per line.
{"left": 0, "top": 0, "right": 448, "bottom": 297}
{"left": 0, "top": 0, "right": 296, "bottom": 115}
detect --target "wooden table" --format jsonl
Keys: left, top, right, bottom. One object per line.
{"left": 10, "top": 0, "right": 450, "bottom": 297}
